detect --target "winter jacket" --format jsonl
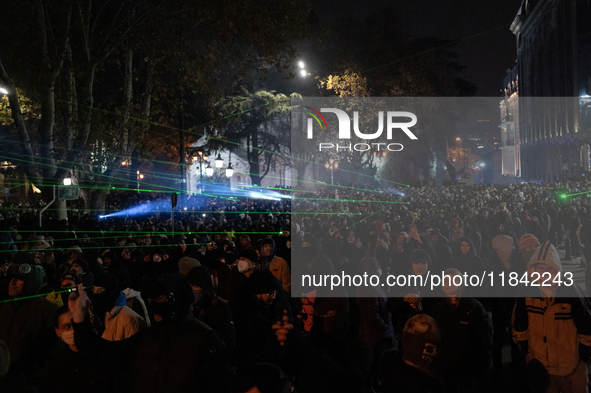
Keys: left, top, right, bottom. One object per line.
{"left": 260, "top": 240, "right": 291, "bottom": 294}
{"left": 356, "top": 257, "right": 396, "bottom": 348}
{"left": 102, "top": 301, "right": 146, "bottom": 341}
{"left": 73, "top": 313, "right": 231, "bottom": 393}
{"left": 0, "top": 265, "right": 58, "bottom": 382}
{"left": 512, "top": 242, "right": 591, "bottom": 376}
{"left": 427, "top": 296, "right": 492, "bottom": 379}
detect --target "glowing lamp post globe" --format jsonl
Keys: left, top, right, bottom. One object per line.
{"left": 63, "top": 177, "right": 72, "bottom": 186}
{"left": 226, "top": 162, "right": 234, "bottom": 178}
{"left": 325, "top": 159, "right": 338, "bottom": 185}
{"left": 205, "top": 163, "right": 214, "bottom": 178}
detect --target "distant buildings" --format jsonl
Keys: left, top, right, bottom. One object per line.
{"left": 499, "top": 66, "right": 521, "bottom": 178}
{"left": 509, "top": 0, "right": 591, "bottom": 181}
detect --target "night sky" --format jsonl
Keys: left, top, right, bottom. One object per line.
{"left": 313, "top": 0, "right": 522, "bottom": 97}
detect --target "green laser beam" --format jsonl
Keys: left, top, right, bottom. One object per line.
{"left": 0, "top": 288, "right": 73, "bottom": 304}
{"left": 346, "top": 206, "right": 389, "bottom": 229}
{"left": 293, "top": 197, "right": 408, "bottom": 204}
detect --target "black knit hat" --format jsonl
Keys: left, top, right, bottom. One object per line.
{"left": 239, "top": 248, "right": 258, "bottom": 264}
{"left": 249, "top": 269, "right": 280, "bottom": 295}
{"left": 410, "top": 249, "right": 431, "bottom": 264}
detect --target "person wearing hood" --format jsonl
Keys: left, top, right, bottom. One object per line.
{"left": 90, "top": 272, "right": 146, "bottom": 341}
{"left": 333, "top": 229, "right": 365, "bottom": 277}
{"left": 451, "top": 236, "right": 485, "bottom": 282}
{"left": 389, "top": 250, "right": 436, "bottom": 339}
{"left": 428, "top": 268, "right": 492, "bottom": 393}
{"left": 299, "top": 234, "right": 335, "bottom": 275}
{"left": 272, "top": 291, "right": 373, "bottom": 393}
{"left": 429, "top": 229, "right": 453, "bottom": 271}
{"left": 229, "top": 248, "right": 260, "bottom": 305}
{"left": 187, "top": 265, "right": 236, "bottom": 352}
{"left": 46, "top": 306, "right": 120, "bottom": 393}
{"left": 379, "top": 314, "right": 443, "bottom": 393}
{"left": 239, "top": 235, "right": 252, "bottom": 250}
{"left": 464, "top": 218, "right": 482, "bottom": 257}
{"left": 0, "top": 264, "right": 58, "bottom": 387}
{"left": 356, "top": 257, "right": 396, "bottom": 390}
{"left": 260, "top": 238, "right": 291, "bottom": 294}
{"left": 232, "top": 269, "right": 290, "bottom": 365}
{"left": 68, "top": 275, "right": 231, "bottom": 393}
{"left": 212, "top": 244, "right": 239, "bottom": 302}
{"left": 69, "top": 258, "right": 95, "bottom": 288}
{"left": 102, "top": 251, "right": 133, "bottom": 290}
{"left": 390, "top": 231, "right": 414, "bottom": 277}
{"left": 521, "top": 209, "right": 546, "bottom": 244}
{"left": 513, "top": 217, "right": 527, "bottom": 240}
{"left": 512, "top": 242, "right": 591, "bottom": 393}
{"left": 486, "top": 233, "right": 528, "bottom": 382}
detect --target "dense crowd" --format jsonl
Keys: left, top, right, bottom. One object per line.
{"left": 0, "top": 180, "right": 591, "bottom": 392}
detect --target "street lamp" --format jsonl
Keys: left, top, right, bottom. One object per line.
{"left": 63, "top": 177, "right": 72, "bottom": 186}
{"left": 205, "top": 163, "right": 214, "bottom": 177}
{"left": 298, "top": 60, "right": 307, "bottom": 77}
{"left": 226, "top": 162, "right": 234, "bottom": 178}
{"left": 0, "top": 87, "right": 8, "bottom": 95}
{"left": 325, "top": 159, "right": 338, "bottom": 185}
{"left": 215, "top": 153, "right": 224, "bottom": 169}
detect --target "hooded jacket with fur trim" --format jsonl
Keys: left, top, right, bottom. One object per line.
{"left": 512, "top": 242, "right": 591, "bottom": 376}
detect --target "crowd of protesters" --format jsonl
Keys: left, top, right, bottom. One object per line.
{"left": 0, "top": 179, "right": 591, "bottom": 392}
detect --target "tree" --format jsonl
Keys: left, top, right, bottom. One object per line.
{"left": 0, "top": 0, "right": 312, "bottom": 214}
{"left": 213, "top": 89, "right": 298, "bottom": 186}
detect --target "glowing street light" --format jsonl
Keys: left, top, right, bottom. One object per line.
{"left": 63, "top": 177, "right": 72, "bottom": 186}
{"left": 215, "top": 153, "right": 224, "bottom": 169}
{"left": 298, "top": 61, "right": 305, "bottom": 69}
{"left": 205, "top": 163, "right": 214, "bottom": 177}
{"left": 226, "top": 162, "right": 234, "bottom": 178}
{"left": 0, "top": 87, "right": 8, "bottom": 95}
{"left": 300, "top": 69, "right": 306, "bottom": 77}
{"left": 326, "top": 160, "right": 339, "bottom": 185}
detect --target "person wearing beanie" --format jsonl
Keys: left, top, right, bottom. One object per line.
{"left": 178, "top": 256, "right": 201, "bottom": 279}
{"left": 101, "top": 250, "right": 132, "bottom": 288}
{"left": 379, "top": 314, "right": 443, "bottom": 393}
{"left": 260, "top": 238, "right": 291, "bottom": 294}
{"left": 0, "top": 264, "right": 58, "bottom": 386}
{"left": 91, "top": 273, "right": 146, "bottom": 341}
{"left": 519, "top": 234, "right": 541, "bottom": 264}
{"left": 69, "top": 258, "right": 95, "bottom": 288}
{"left": 232, "top": 269, "right": 288, "bottom": 365}
{"left": 187, "top": 266, "right": 236, "bottom": 351}
{"left": 513, "top": 242, "right": 591, "bottom": 391}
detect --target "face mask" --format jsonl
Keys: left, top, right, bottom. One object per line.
{"left": 149, "top": 301, "right": 176, "bottom": 327}
{"left": 377, "top": 268, "right": 383, "bottom": 277}
{"left": 200, "top": 250, "right": 206, "bottom": 256}
{"left": 238, "top": 260, "right": 251, "bottom": 273}
{"left": 192, "top": 287, "right": 205, "bottom": 305}
{"left": 61, "top": 330, "right": 75, "bottom": 346}
{"left": 34, "top": 258, "right": 42, "bottom": 265}
{"left": 153, "top": 255, "right": 162, "bottom": 263}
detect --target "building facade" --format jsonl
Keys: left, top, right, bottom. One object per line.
{"left": 511, "top": 0, "right": 591, "bottom": 181}
{"left": 499, "top": 66, "right": 521, "bottom": 178}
